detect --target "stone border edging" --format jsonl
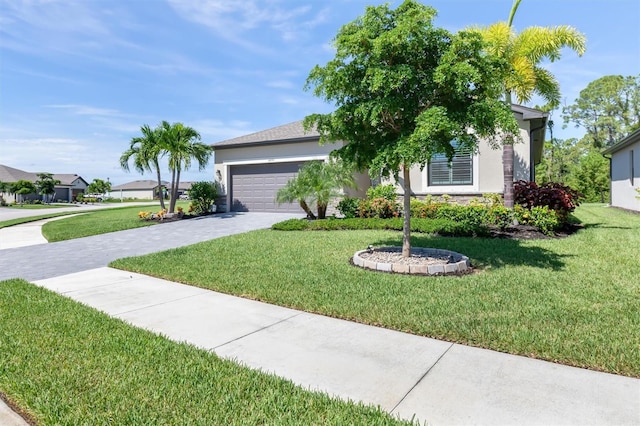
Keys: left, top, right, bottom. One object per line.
{"left": 352, "top": 247, "right": 471, "bottom": 275}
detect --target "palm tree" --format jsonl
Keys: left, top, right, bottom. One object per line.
{"left": 160, "top": 121, "right": 212, "bottom": 213}
{"left": 476, "top": 0, "right": 586, "bottom": 207}
{"left": 276, "top": 160, "right": 355, "bottom": 219}
{"left": 120, "top": 124, "right": 167, "bottom": 210}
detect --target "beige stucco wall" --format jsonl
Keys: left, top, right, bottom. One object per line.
{"left": 610, "top": 141, "right": 640, "bottom": 211}
{"left": 107, "top": 189, "right": 155, "bottom": 200}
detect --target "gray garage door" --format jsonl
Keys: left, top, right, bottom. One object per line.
{"left": 230, "top": 162, "right": 305, "bottom": 212}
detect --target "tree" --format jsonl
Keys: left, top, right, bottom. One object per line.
{"left": 567, "top": 148, "right": 610, "bottom": 203}
{"left": 304, "top": 0, "right": 518, "bottom": 256}
{"left": 562, "top": 74, "right": 640, "bottom": 148}
{"left": 11, "top": 180, "right": 37, "bottom": 204}
{"left": 35, "top": 173, "right": 60, "bottom": 203}
{"left": 276, "top": 160, "right": 355, "bottom": 219}
{"left": 120, "top": 124, "right": 167, "bottom": 210}
{"left": 87, "top": 178, "right": 112, "bottom": 195}
{"left": 159, "top": 121, "right": 212, "bottom": 214}
{"left": 475, "top": 0, "right": 586, "bottom": 207}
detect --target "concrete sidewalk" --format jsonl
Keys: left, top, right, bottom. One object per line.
{"left": 30, "top": 267, "right": 640, "bottom": 425}
{"left": 0, "top": 214, "right": 84, "bottom": 250}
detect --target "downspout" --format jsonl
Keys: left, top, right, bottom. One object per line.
{"left": 602, "top": 153, "right": 612, "bottom": 205}
{"left": 529, "top": 121, "right": 547, "bottom": 182}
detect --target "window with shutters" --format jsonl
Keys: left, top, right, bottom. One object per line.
{"left": 428, "top": 143, "right": 473, "bottom": 186}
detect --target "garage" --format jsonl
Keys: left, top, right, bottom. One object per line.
{"left": 229, "top": 162, "right": 305, "bottom": 212}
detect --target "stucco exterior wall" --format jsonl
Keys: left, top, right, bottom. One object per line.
{"left": 109, "top": 189, "right": 155, "bottom": 200}
{"left": 610, "top": 141, "right": 640, "bottom": 211}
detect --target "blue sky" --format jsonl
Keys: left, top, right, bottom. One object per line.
{"left": 1, "top": 0, "right": 639, "bottom": 185}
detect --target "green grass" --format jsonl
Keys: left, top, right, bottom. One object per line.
{"left": 112, "top": 204, "right": 640, "bottom": 377}
{"left": 41, "top": 202, "right": 190, "bottom": 242}
{"left": 0, "top": 279, "right": 407, "bottom": 425}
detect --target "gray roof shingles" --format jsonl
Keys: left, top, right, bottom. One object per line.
{"left": 213, "top": 120, "right": 319, "bottom": 148}
{"left": 0, "top": 165, "right": 86, "bottom": 187}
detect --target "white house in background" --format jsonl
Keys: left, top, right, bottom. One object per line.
{"left": 212, "top": 104, "right": 547, "bottom": 213}
{"left": 108, "top": 180, "right": 195, "bottom": 200}
{"left": 0, "top": 164, "right": 88, "bottom": 203}
{"left": 603, "top": 128, "right": 640, "bottom": 211}
{"left": 108, "top": 180, "right": 168, "bottom": 200}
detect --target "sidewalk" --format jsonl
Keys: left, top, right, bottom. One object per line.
{"left": 29, "top": 267, "right": 640, "bottom": 425}
{"left": 0, "top": 214, "right": 84, "bottom": 250}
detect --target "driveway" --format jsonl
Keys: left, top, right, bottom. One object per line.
{"left": 0, "top": 212, "right": 299, "bottom": 282}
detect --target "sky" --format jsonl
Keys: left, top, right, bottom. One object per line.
{"left": 1, "top": 0, "right": 639, "bottom": 186}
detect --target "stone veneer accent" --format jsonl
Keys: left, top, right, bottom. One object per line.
{"left": 352, "top": 247, "right": 471, "bottom": 276}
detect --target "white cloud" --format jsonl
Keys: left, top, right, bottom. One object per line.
{"left": 266, "top": 80, "right": 295, "bottom": 89}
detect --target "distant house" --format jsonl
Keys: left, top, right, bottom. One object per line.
{"left": 212, "top": 105, "right": 547, "bottom": 213}
{"left": 0, "top": 164, "right": 88, "bottom": 203}
{"left": 603, "top": 128, "right": 640, "bottom": 211}
{"left": 108, "top": 180, "right": 168, "bottom": 200}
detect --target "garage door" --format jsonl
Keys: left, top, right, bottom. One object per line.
{"left": 230, "top": 162, "right": 306, "bottom": 212}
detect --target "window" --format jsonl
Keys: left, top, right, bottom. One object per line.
{"left": 428, "top": 143, "right": 473, "bottom": 186}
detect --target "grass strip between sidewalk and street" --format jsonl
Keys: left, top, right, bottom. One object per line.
{"left": 0, "top": 279, "right": 410, "bottom": 425}
{"left": 111, "top": 204, "right": 640, "bottom": 378}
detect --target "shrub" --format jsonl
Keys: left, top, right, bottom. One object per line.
{"left": 410, "top": 199, "right": 443, "bottom": 219}
{"left": 188, "top": 181, "right": 218, "bottom": 215}
{"left": 366, "top": 184, "right": 397, "bottom": 201}
{"left": 336, "top": 196, "right": 360, "bottom": 218}
{"left": 357, "top": 197, "right": 400, "bottom": 219}
{"left": 485, "top": 206, "right": 514, "bottom": 230}
{"left": 514, "top": 205, "right": 559, "bottom": 235}
{"left": 272, "top": 217, "right": 488, "bottom": 236}
{"left": 514, "top": 180, "right": 581, "bottom": 223}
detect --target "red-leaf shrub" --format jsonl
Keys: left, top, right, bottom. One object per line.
{"left": 514, "top": 180, "right": 582, "bottom": 223}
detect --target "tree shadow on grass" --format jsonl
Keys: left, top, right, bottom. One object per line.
{"left": 370, "top": 234, "right": 573, "bottom": 271}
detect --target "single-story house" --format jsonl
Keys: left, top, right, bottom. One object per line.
{"left": 603, "top": 128, "right": 640, "bottom": 211}
{"left": 212, "top": 104, "right": 547, "bottom": 213}
{"left": 108, "top": 180, "right": 169, "bottom": 200}
{"left": 108, "top": 180, "right": 194, "bottom": 200}
{"left": 0, "top": 164, "right": 88, "bottom": 203}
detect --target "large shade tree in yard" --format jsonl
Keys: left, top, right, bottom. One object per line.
{"left": 475, "top": 0, "right": 586, "bottom": 207}
{"left": 276, "top": 159, "right": 355, "bottom": 219}
{"left": 11, "top": 180, "right": 37, "bottom": 204}
{"left": 120, "top": 124, "right": 167, "bottom": 210}
{"left": 160, "top": 121, "right": 212, "bottom": 214}
{"left": 304, "top": 0, "right": 518, "bottom": 257}
{"left": 35, "top": 173, "right": 60, "bottom": 203}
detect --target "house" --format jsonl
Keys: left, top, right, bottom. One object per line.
{"left": 212, "top": 105, "right": 547, "bottom": 213}
{"left": 0, "top": 164, "right": 88, "bottom": 203}
{"left": 108, "top": 180, "right": 169, "bottom": 200}
{"left": 603, "top": 128, "right": 640, "bottom": 211}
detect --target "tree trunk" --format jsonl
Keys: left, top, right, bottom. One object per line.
{"left": 154, "top": 161, "right": 166, "bottom": 210}
{"left": 402, "top": 164, "right": 411, "bottom": 258}
{"left": 503, "top": 143, "right": 515, "bottom": 207}
{"left": 317, "top": 203, "right": 327, "bottom": 220}
{"left": 300, "top": 200, "right": 316, "bottom": 219}
{"left": 169, "top": 169, "right": 180, "bottom": 213}
{"left": 503, "top": 91, "right": 515, "bottom": 208}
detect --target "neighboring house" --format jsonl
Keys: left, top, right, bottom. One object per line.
{"left": 212, "top": 105, "right": 547, "bottom": 213}
{"left": 108, "top": 180, "right": 169, "bottom": 200}
{"left": 0, "top": 164, "right": 88, "bottom": 203}
{"left": 603, "top": 128, "right": 640, "bottom": 211}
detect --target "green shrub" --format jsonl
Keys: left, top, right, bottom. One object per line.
{"left": 366, "top": 184, "right": 397, "bottom": 201}
{"left": 486, "top": 206, "right": 514, "bottom": 230}
{"left": 336, "top": 196, "right": 360, "bottom": 218}
{"left": 357, "top": 197, "right": 401, "bottom": 219}
{"left": 515, "top": 205, "right": 559, "bottom": 235}
{"left": 188, "top": 181, "right": 218, "bottom": 215}
{"left": 272, "top": 217, "right": 488, "bottom": 236}
{"left": 434, "top": 204, "right": 487, "bottom": 227}
{"left": 410, "top": 199, "right": 443, "bottom": 219}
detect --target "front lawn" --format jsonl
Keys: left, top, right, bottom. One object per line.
{"left": 112, "top": 204, "right": 640, "bottom": 377}
{"left": 42, "top": 202, "right": 189, "bottom": 242}
{"left": 0, "top": 203, "right": 74, "bottom": 209}
{"left": 0, "top": 279, "right": 407, "bottom": 425}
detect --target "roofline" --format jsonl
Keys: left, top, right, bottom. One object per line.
{"left": 213, "top": 135, "right": 320, "bottom": 150}
{"left": 602, "top": 128, "right": 640, "bottom": 155}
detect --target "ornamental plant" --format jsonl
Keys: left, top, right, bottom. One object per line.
{"left": 514, "top": 180, "right": 582, "bottom": 223}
